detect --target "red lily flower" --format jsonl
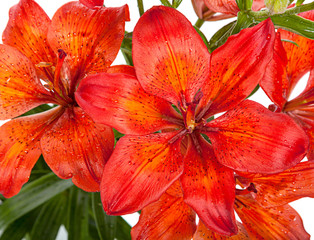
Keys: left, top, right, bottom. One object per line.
{"left": 131, "top": 177, "right": 310, "bottom": 239}
{"left": 192, "top": 0, "right": 265, "bottom": 21}
{"left": 260, "top": 10, "right": 314, "bottom": 160}
{"left": 0, "top": 0, "right": 129, "bottom": 197}
{"left": 76, "top": 6, "right": 308, "bottom": 235}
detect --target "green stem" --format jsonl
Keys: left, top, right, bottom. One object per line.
{"left": 194, "top": 18, "right": 205, "bottom": 29}
{"left": 137, "top": 0, "right": 144, "bottom": 16}
{"left": 248, "top": 2, "right": 314, "bottom": 19}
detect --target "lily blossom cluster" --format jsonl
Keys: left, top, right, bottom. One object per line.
{"left": 0, "top": 0, "right": 314, "bottom": 239}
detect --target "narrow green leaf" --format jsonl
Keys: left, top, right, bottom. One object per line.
{"left": 67, "top": 187, "right": 90, "bottom": 240}
{"left": 115, "top": 217, "right": 132, "bottom": 240}
{"left": 21, "top": 104, "right": 56, "bottom": 117}
{"left": 208, "top": 21, "right": 236, "bottom": 52}
{"left": 159, "top": 0, "right": 172, "bottom": 7}
{"left": 92, "top": 192, "right": 117, "bottom": 240}
{"left": 271, "top": 14, "right": 314, "bottom": 39}
{"left": 30, "top": 193, "right": 68, "bottom": 240}
{"left": 232, "top": 11, "right": 255, "bottom": 35}
{"left": 0, "top": 173, "right": 73, "bottom": 230}
{"left": 0, "top": 209, "right": 39, "bottom": 240}
{"left": 193, "top": 27, "right": 209, "bottom": 49}
{"left": 172, "top": 0, "right": 183, "bottom": 8}
{"left": 296, "top": 0, "right": 305, "bottom": 6}
{"left": 121, "top": 32, "right": 133, "bottom": 66}
{"left": 281, "top": 39, "right": 299, "bottom": 47}
{"left": 247, "top": 84, "right": 260, "bottom": 98}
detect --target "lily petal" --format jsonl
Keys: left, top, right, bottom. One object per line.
{"left": 2, "top": 0, "right": 56, "bottom": 81}
{"left": 133, "top": 6, "right": 210, "bottom": 105}
{"left": 205, "top": 100, "right": 308, "bottom": 174}
{"left": 79, "top": 0, "right": 104, "bottom": 8}
{"left": 131, "top": 182, "right": 196, "bottom": 240}
{"left": 242, "top": 161, "right": 314, "bottom": 207}
{"left": 181, "top": 135, "right": 237, "bottom": 236}
{"left": 197, "top": 19, "right": 275, "bottom": 119}
{"left": 260, "top": 32, "right": 289, "bottom": 110}
{"left": 0, "top": 107, "right": 61, "bottom": 198}
{"left": 40, "top": 107, "right": 114, "bottom": 192}
{"left": 0, "top": 44, "right": 53, "bottom": 120}
{"left": 235, "top": 195, "right": 310, "bottom": 240}
{"left": 76, "top": 72, "right": 182, "bottom": 135}
{"left": 48, "top": 2, "right": 129, "bottom": 92}
{"left": 278, "top": 10, "right": 314, "bottom": 96}
{"left": 101, "top": 131, "right": 184, "bottom": 215}
{"left": 194, "top": 220, "right": 249, "bottom": 240}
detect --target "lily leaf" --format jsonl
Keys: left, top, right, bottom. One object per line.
{"left": 67, "top": 187, "right": 90, "bottom": 240}
{"left": 0, "top": 173, "right": 73, "bottom": 230}
{"left": 91, "top": 192, "right": 132, "bottom": 240}
{"left": 172, "top": 0, "right": 182, "bottom": 8}
{"left": 159, "top": 0, "right": 172, "bottom": 7}
{"left": 30, "top": 193, "right": 68, "bottom": 240}
{"left": 121, "top": 32, "right": 133, "bottom": 66}
{"left": 271, "top": 14, "right": 314, "bottom": 39}
{"left": 209, "top": 20, "right": 236, "bottom": 52}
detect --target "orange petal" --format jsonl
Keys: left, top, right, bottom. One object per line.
{"left": 0, "top": 107, "right": 61, "bottom": 198}
{"left": 131, "top": 183, "right": 196, "bottom": 240}
{"left": 133, "top": 6, "right": 210, "bottom": 105}
{"left": 235, "top": 195, "right": 310, "bottom": 240}
{"left": 101, "top": 131, "right": 184, "bottom": 215}
{"left": 0, "top": 44, "right": 54, "bottom": 120}
{"left": 76, "top": 72, "right": 182, "bottom": 135}
{"left": 2, "top": 0, "right": 56, "bottom": 81}
{"left": 194, "top": 220, "right": 249, "bottom": 240}
{"left": 260, "top": 32, "right": 289, "bottom": 110}
{"left": 40, "top": 106, "right": 114, "bottom": 192}
{"left": 181, "top": 135, "right": 237, "bottom": 236}
{"left": 48, "top": 2, "right": 129, "bottom": 93}
{"left": 244, "top": 161, "right": 314, "bottom": 207}
{"left": 278, "top": 10, "right": 314, "bottom": 96}
{"left": 205, "top": 100, "right": 308, "bottom": 174}
{"left": 197, "top": 19, "right": 275, "bottom": 119}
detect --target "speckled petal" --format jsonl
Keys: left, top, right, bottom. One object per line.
{"left": 278, "top": 10, "right": 314, "bottom": 96}
{"left": 239, "top": 161, "right": 314, "bottom": 207}
{"left": 131, "top": 183, "right": 196, "bottom": 240}
{"left": 76, "top": 72, "right": 182, "bottom": 135}
{"left": 197, "top": 19, "right": 275, "bottom": 119}
{"left": 48, "top": 2, "right": 129, "bottom": 92}
{"left": 205, "top": 100, "right": 308, "bottom": 174}
{"left": 0, "top": 107, "right": 61, "bottom": 198}
{"left": 235, "top": 195, "right": 310, "bottom": 240}
{"left": 181, "top": 135, "right": 237, "bottom": 236}
{"left": 0, "top": 44, "right": 54, "bottom": 120}
{"left": 260, "top": 33, "right": 289, "bottom": 110}
{"left": 41, "top": 106, "right": 114, "bottom": 192}
{"left": 101, "top": 131, "right": 184, "bottom": 215}
{"left": 133, "top": 6, "right": 210, "bottom": 105}
{"left": 2, "top": 0, "right": 56, "bottom": 81}
{"left": 194, "top": 220, "right": 249, "bottom": 240}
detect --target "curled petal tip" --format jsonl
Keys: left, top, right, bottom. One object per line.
{"left": 79, "top": 0, "right": 104, "bottom": 8}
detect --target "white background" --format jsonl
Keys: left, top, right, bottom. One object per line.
{"left": 0, "top": 0, "right": 313, "bottom": 238}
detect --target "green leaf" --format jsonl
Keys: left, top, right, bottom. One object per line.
{"left": 0, "top": 173, "right": 73, "bottom": 230}
{"left": 247, "top": 84, "right": 260, "bottom": 98}
{"left": 193, "top": 27, "right": 209, "bottom": 49}
{"left": 281, "top": 39, "right": 299, "bottom": 47}
{"left": 92, "top": 192, "right": 117, "bottom": 240}
{"left": 121, "top": 32, "right": 133, "bottom": 66}
{"left": 172, "top": 0, "right": 182, "bottom": 8}
{"left": 271, "top": 14, "right": 314, "bottom": 39}
{"left": 232, "top": 11, "right": 256, "bottom": 35}
{"left": 208, "top": 21, "right": 236, "bottom": 52}
{"left": 67, "top": 187, "right": 90, "bottom": 240}
{"left": 21, "top": 104, "right": 56, "bottom": 117}
{"left": 160, "top": 0, "right": 172, "bottom": 7}
{"left": 296, "top": 0, "right": 305, "bottom": 6}
{"left": 30, "top": 193, "right": 68, "bottom": 240}
{"left": 0, "top": 209, "right": 40, "bottom": 240}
